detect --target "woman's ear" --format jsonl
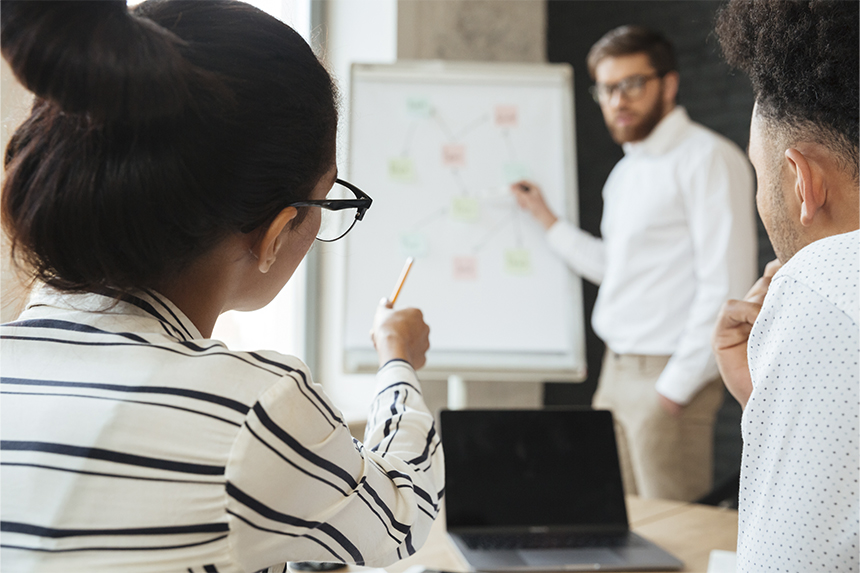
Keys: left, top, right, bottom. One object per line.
{"left": 251, "top": 207, "right": 298, "bottom": 273}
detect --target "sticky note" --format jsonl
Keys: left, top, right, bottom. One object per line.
{"left": 453, "top": 256, "right": 478, "bottom": 281}
{"left": 389, "top": 158, "right": 415, "bottom": 182}
{"left": 400, "top": 232, "right": 429, "bottom": 257}
{"left": 505, "top": 248, "right": 531, "bottom": 275}
{"left": 503, "top": 162, "right": 530, "bottom": 184}
{"left": 495, "top": 104, "right": 518, "bottom": 127}
{"left": 442, "top": 144, "right": 466, "bottom": 167}
{"left": 406, "top": 96, "right": 433, "bottom": 118}
{"left": 451, "top": 196, "right": 479, "bottom": 222}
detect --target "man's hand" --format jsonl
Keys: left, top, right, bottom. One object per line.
{"left": 370, "top": 298, "right": 431, "bottom": 369}
{"left": 712, "top": 259, "right": 782, "bottom": 409}
{"left": 510, "top": 180, "right": 559, "bottom": 230}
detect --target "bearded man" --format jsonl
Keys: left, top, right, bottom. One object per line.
{"left": 512, "top": 25, "right": 757, "bottom": 502}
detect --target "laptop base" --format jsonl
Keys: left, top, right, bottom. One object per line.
{"left": 449, "top": 531, "right": 682, "bottom": 571}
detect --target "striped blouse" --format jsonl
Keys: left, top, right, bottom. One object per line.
{"left": 0, "top": 288, "right": 444, "bottom": 573}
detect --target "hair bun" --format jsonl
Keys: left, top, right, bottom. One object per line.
{"left": 1, "top": 0, "right": 203, "bottom": 122}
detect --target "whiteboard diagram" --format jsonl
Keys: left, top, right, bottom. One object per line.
{"left": 343, "top": 62, "right": 586, "bottom": 382}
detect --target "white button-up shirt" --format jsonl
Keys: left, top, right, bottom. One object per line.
{"left": 739, "top": 230, "right": 859, "bottom": 572}
{"left": 546, "top": 107, "right": 757, "bottom": 403}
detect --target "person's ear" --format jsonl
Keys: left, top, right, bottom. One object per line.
{"left": 251, "top": 207, "right": 298, "bottom": 273}
{"left": 785, "top": 148, "right": 824, "bottom": 226}
{"left": 661, "top": 71, "right": 679, "bottom": 105}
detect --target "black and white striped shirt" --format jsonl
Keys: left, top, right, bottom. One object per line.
{"left": 1, "top": 288, "right": 444, "bottom": 573}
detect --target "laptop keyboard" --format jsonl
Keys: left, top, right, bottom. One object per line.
{"left": 461, "top": 531, "right": 642, "bottom": 550}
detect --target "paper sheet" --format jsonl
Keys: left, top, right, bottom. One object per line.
{"left": 707, "top": 550, "right": 737, "bottom": 573}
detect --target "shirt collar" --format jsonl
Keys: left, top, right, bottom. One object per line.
{"left": 622, "top": 106, "right": 691, "bottom": 157}
{"left": 23, "top": 286, "right": 203, "bottom": 342}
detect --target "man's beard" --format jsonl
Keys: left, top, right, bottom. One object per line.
{"left": 605, "top": 97, "right": 666, "bottom": 144}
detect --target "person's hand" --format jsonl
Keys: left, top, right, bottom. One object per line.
{"left": 370, "top": 298, "right": 430, "bottom": 370}
{"left": 712, "top": 259, "right": 783, "bottom": 409}
{"left": 510, "top": 180, "right": 559, "bottom": 230}
{"left": 658, "top": 393, "right": 683, "bottom": 417}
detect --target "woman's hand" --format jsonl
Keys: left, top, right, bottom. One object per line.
{"left": 712, "top": 259, "right": 782, "bottom": 409}
{"left": 371, "top": 298, "right": 431, "bottom": 369}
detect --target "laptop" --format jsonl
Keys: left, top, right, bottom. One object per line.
{"left": 439, "top": 408, "right": 683, "bottom": 571}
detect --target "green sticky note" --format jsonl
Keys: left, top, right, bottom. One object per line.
{"left": 503, "top": 162, "right": 530, "bottom": 184}
{"left": 505, "top": 248, "right": 531, "bottom": 276}
{"left": 451, "top": 196, "right": 479, "bottom": 222}
{"left": 389, "top": 157, "right": 415, "bottom": 182}
{"left": 400, "top": 232, "right": 429, "bottom": 257}
{"left": 406, "top": 96, "right": 433, "bottom": 118}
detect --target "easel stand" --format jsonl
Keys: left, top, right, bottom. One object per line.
{"left": 447, "top": 374, "right": 468, "bottom": 410}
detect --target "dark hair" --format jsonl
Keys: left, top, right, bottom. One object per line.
{"left": 1, "top": 0, "right": 338, "bottom": 293}
{"left": 586, "top": 25, "right": 677, "bottom": 79}
{"left": 716, "top": 0, "right": 859, "bottom": 179}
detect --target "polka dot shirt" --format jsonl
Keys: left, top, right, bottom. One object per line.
{"left": 739, "top": 230, "right": 859, "bottom": 572}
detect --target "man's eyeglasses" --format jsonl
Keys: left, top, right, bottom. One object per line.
{"left": 589, "top": 72, "right": 662, "bottom": 104}
{"left": 290, "top": 178, "right": 373, "bottom": 242}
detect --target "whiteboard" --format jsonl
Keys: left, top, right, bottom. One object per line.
{"left": 343, "top": 61, "right": 586, "bottom": 382}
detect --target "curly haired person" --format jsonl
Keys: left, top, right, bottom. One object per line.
{"left": 713, "top": 1, "right": 859, "bottom": 571}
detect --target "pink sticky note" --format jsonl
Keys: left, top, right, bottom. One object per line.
{"left": 442, "top": 144, "right": 466, "bottom": 167}
{"left": 453, "top": 256, "right": 478, "bottom": 281}
{"left": 494, "top": 105, "right": 518, "bottom": 127}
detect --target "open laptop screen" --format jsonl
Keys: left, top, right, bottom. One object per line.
{"left": 441, "top": 409, "right": 629, "bottom": 531}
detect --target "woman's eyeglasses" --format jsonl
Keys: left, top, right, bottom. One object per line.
{"left": 289, "top": 178, "right": 373, "bottom": 242}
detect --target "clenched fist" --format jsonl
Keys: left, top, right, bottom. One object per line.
{"left": 370, "top": 298, "right": 431, "bottom": 369}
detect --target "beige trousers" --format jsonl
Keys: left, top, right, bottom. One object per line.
{"left": 592, "top": 350, "right": 724, "bottom": 502}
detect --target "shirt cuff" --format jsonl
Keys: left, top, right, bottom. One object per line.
{"left": 545, "top": 219, "right": 577, "bottom": 255}
{"left": 654, "top": 360, "right": 720, "bottom": 405}
{"left": 375, "top": 359, "right": 422, "bottom": 395}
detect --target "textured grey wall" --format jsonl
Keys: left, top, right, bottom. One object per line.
{"left": 398, "top": 0, "right": 546, "bottom": 62}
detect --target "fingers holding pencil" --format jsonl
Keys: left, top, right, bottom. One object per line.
{"left": 371, "top": 257, "right": 430, "bottom": 369}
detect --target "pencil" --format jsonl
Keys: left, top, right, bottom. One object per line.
{"left": 389, "top": 257, "right": 415, "bottom": 306}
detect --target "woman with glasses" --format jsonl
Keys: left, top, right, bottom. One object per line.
{"left": 0, "top": 2, "right": 441, "bottom": 572}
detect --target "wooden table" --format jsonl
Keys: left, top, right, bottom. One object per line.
{"left": 382, "top": 497, "right": 738, "bottom": 573}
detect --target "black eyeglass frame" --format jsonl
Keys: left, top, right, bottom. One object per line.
{"left": 588, "top": 72, "right": 663, "bottom": 104}
{"left": 289, "top": 178, "right": 373, "bottom": 242}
